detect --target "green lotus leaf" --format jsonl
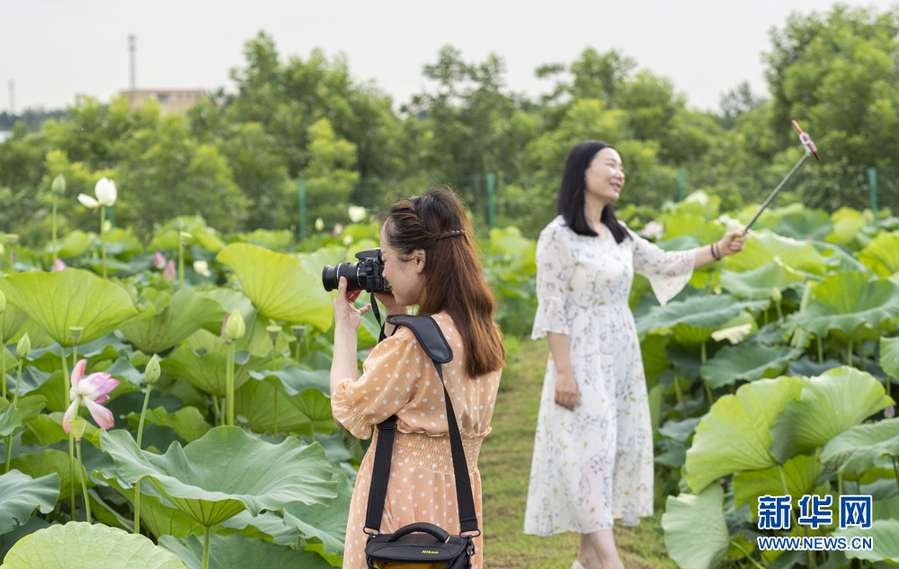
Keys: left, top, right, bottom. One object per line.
{"left": 126, "top": 406, "right": 211, "bottom": 443}
{"left": 96, "top": 473, "right": 203, "bottom": 540}
{"left": 769, "top": 367, "right": 893, "bottom": 464}
{"left": 0, "top": 517, "right": 50, "bottom": 562}
{"left": 685, "top": 376, "right": 804, "bottom": 492}
{"left": 234, "top": 376, "right": 333, "bottom": 435}
{"left": 658, "top": 417, "right": 701, "bottom": 443}
{"left": 826, "top": 207, "right": 867, "bottom": 248}
{"left": 820, "top": 420, "right": 899, "bottom": 475}
{"left": 834, "top": 519, "right": 899, "bottom": 564}
{"left": 105, "top": 228, "right": 145, "bottom": 258}
{"left": 217, "top": 511, "right": 297, "bottom": 546}
{"left": 0, "top": 303, "right": 28, "bottom": 342}
{"left": 882, "top": 337, "right": 899, "bottom": 379}
{"left": 0, "top": 471, "right": 59, "bottom": 536}
{"left": 100, "top": 426, "right": 336, "bottom": 527}
{"left": 659, "top": 213, "right": 724, "bottom": 246}
{"left": 282, "top": 474, "right": 351, "bottom": 556}
{"left": 636, "top": 295, "right": 768, "bottom": 337}
{"left": 723, "top": 232, "right": 831, "bottom": 275}
{"left": 0, "top": 521, "right": 187, "bottom": 569}
{"left": 857, "top": 232, "right": 899, "bottom": 277}
{"left": 0, "top": 397, "right": 46, "bottom": 431}
{"left": 120, "top": 288, "right": 225, "bottom": 354}
{"left": 21, "top": 414, "right": 70, "bottom": 446}
{"left": 732, "top": 454, "right": 822, "bottom": 516}
{"left": 158, "top": 532, "right": 332, "bottom": 569}
{"left": 10, "top": 449, "right": 91, "bottom": 502}
{"left": 773, "top": 210, "right": 833, "bottom": 241}
{"left": 248, "top": 367, "right": 334, "bottom": 426}
{"left": 216, "top": 243, "right": 332, "bottom": 330}
{"left": 56, "top": 230, "right": 92, "bottom": 258}
{"left": 720, "top": 262, "right": 806, "bottom": 300}
{"left": 0, "top": 269, "right": 139, "bottom": 346}
{"left": 0, "top": 406, "right": 21, "bottom": 437}
{"left": 792, "top": 272, "right": 899, "bottom": 337}
{"left": 161, "top": 342, "right": 279, "bottom": 397}
{"left": 660, "top": 484, "right": 730, "bottom": 569}
{"left": 641, "top": 334, "right": 671, "bottom": 383}
{"left": 701, "top": 345, "right": 803, "bottom": 389}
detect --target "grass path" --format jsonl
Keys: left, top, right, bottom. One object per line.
{"left": 479, "top": 336, "right": 678, "bottom": 569}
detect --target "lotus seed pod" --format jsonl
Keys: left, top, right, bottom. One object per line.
{"left": 290, "top": 324, "right": 307, "bottom": 340}
{"left": 224, "top": 310, "right": 246, "bottom": 341}
{"left": 144, "top": 354, "right": 161, "bottom": 385}
{"left": 51, "top": 173, "right": 67, "bottom": 196}
{"left": 70, "top": 326, "right": 84, "bottom": 345}
{"left": 17, "top": 332, "right": 31, "bottom": 359}
{"left": 267, "top": 325, "right": 281, "bottom": 346}
{"left": 69, "top": 420, "right": 87, "bottom": 441}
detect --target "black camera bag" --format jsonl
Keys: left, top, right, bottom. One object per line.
{"left": 363, "top": 314, "right": 479, "bottom": 569}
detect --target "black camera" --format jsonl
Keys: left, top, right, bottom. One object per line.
{"left": 322, "top": 248, "right": 391, "bottom": 293}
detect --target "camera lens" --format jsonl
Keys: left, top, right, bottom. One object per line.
{"left": 322, "top": 262, "right": 365, "bottom": 292}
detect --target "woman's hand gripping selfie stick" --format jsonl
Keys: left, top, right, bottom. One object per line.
{"left": 743, "top": 121, "right": 821, "bottom": 233}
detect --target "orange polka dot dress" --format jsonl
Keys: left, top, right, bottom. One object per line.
{"left": 332, "top": 313, "right": 501, "bottom": 569}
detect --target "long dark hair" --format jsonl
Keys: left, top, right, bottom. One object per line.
{"left": 383, "top": 187, "right": 505, "bottom": 377}
{"left": 557, "top": 140, "right": 630, "bottom": 243}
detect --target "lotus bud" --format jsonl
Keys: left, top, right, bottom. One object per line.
{"left": 144, "top": 354, "right": 161, "bottom": 385}
{"left": 52, "top": 258, "right": 67, "bottom": 272}
{"left": 348, "top": 206, "right": 366, "bottom": 223}
{"left": 332, "top": 223, "right": 343, "bottom": 237}
{"left": 17, "top": 332, "right": 31, "bottom": 359}
{"left": 887, "top": 406, "right": 896, "bottom": 419}
{"left": 94, "top": 177, "right": 117, "bottom": 206}
{"left": 0, "top": 243, "right": 4, "bottom": 256}
{"left": 69, "top": 419, "right": 87, "bottom": 441}
{"left": 163, "top": 259, "right": 176, "bottom": 283}
{"left": 70, "top": 326, "right": 84, "bottom": 346}
{"left": 267, "top": 325, "right": 281, "bottom": 346}
{"left": 314, "top": 218, "right": 324, "bottom": 232}
{"left": 224, "top": 311, "right": 245, "bottom": 342}
{"left": 193, "top": 260, "right": 211, "bottom": 277}
{"left": 102, "top": 219, "right": 112, "bottom": 235}
{"left": 51, "top": 173, "right": 67, "bottom": 196}
{"left": 342, "top": 235, "right": 354, "bottom": 246}
{"left": 291, "top": 325, "right": 307, "bottom": 340}
{"left": 0, "top": 289, "right": 6, "bottom": 314}
{"left": 154, "top": 251, "right": 166, "bottom": 270}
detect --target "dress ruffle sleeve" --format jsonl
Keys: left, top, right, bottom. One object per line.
{"left": 531, "top": 221, "right": 574, "bottom": 340}
{"left": 331, "top": 328, "right": 424, "bottom": 439}
{"left": 629, "top": 226, "right": 695, "bottom": 306}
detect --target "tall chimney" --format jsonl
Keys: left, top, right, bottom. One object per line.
{"left": 129, "top": 35, "right": 136, "bottom": 90}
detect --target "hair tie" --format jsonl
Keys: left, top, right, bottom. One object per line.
{"left": 435, "top": 229, "right": 466, "bottom": 241}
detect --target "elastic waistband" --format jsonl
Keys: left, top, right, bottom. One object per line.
{"left": 375, "top": 429, "right": 483, "bottom": 474}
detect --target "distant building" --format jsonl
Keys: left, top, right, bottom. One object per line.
{"left": 120, "top": 89, "right": 206, "bottom": 115}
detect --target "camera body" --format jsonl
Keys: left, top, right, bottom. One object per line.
{"left": 321, "top": 248, "right": 391, "bottom": 293}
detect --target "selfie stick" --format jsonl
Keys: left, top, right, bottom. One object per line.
{"left": 744, "top": 121, "right": 821, "bottom": 232}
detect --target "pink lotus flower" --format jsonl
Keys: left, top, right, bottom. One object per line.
{"left": 63, "top": 359, "right": 119, "bottom": 433}
{"left": 163, "top": 259, "right": 176, "bottom": 282}
{"left": 642, "top": 221, "right": 665, "bottom": 240}
{"left": 886, "top": 406, "right": 895, "bottom": 419}
{"left": 52, "top": 258, "right": 67, "bottom": 271}
{"left": 154, "top": 251, "right": 167, "bottom": 270}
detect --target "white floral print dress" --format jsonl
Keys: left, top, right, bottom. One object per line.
{"left": 524, "top": 215, "right": 695, "bottom": 535}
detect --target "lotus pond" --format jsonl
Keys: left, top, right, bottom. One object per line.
{"left": 1, "top": 192, "right": 899, "bottom": 569}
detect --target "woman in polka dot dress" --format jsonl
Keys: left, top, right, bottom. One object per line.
{"left": 330, "top": 188, "right": 505, "bottom": 569}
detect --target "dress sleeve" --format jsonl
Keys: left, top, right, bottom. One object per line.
{"left": 629, "top": 226, "right": 695, "bottom": 306}
{"left": 330, "top": 329, "right": 425, "bottom": 439}
{"left": 531, "top": 223, "right": 574, "bottom": 340}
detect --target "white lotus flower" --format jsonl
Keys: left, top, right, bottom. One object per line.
{"left": 78, "top": 177, "right": 118, "bottom": 209}
{"left": 342, "top": 235, "right": 354, "bottom": 246}
{"left": 314, "top": 218, "right": 325, "bottom": 231}
{"left": 193, "top": 260, "right": 211, "bottom": 277}
{"left": 642, "top": 221, "right": 664, "bottom": 240}
{"left": 348, "top": 206, "right": 366, "bottom": 223}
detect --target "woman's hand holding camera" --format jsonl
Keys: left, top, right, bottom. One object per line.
{"left": 333, "top": 277, "right": 372, "bottom": 332}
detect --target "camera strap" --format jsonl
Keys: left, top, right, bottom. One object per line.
{"left": 371, "top": 292, "right": 386, "bottom": 342}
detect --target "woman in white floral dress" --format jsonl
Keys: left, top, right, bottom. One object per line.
{"left": 524, "top": 141, "right": 747, "bottom": 569}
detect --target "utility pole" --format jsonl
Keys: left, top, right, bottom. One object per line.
{"left": 8, "top": 80, "right": 13, "bottom": 114}
{"left": 129, "top": 35, "right": 136, "bottom": 90}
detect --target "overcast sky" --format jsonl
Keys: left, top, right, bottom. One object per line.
{"left": 4, "top": 0, "right": 898, "bottom": 115}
